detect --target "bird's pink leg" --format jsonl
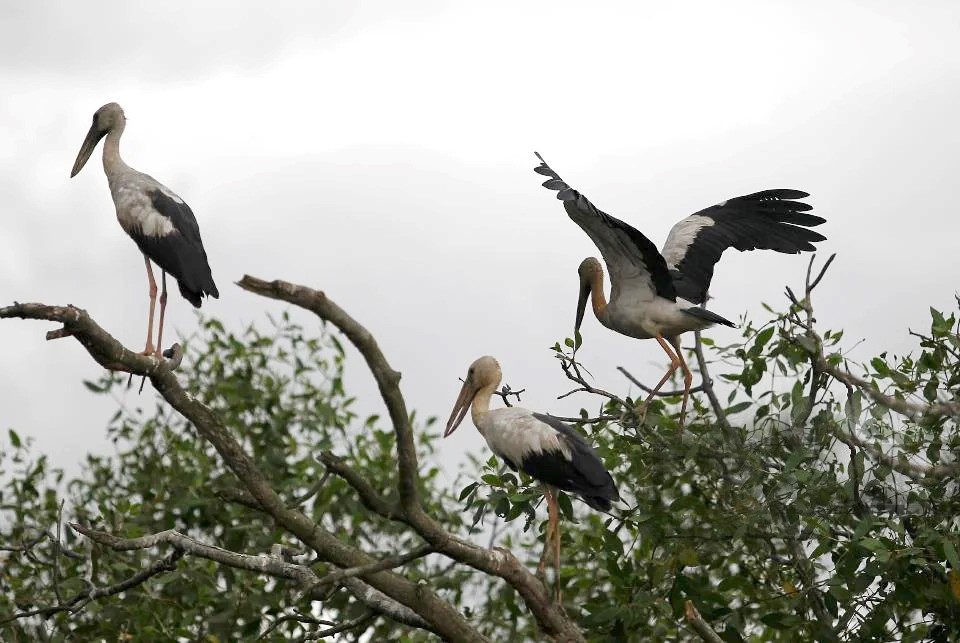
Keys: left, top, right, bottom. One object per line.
{"left": 646, "top": 335, "right": 682, "bottom": 399}
{"left": 154, "top": 272, "right": 168, "bottom": 358}
{"left": 671, "top": 337, "right": 694, "bottom": 432}
{"left": 551, "top": 489, "right": 562, "bottom": 603}
{"left": 141, "top": 256, "right": 157, "bottom": 355}
{"left": 537, "top": 496, "right": 551, "bottom": 578}
{"left": 536, "top": 487, "right": 561, "bottom": 602}
{"left": 637, "top": 335, "right": 682, "bottom": 418}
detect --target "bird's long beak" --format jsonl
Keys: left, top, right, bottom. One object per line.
{"left": 575, "top": 273, "right": 591, "bottom": 333}
{"left": 444, "top": 379, "right": 477, "bottom": 437}
{"left": 70, "top": 123, "right": 106, "bottom": 178}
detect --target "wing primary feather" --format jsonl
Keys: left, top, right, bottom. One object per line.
{"left": 662, "top": 188, "right": 825, "bottom": 304}
{"left": 533, "top": 153, "right": 677, "bottom": 302}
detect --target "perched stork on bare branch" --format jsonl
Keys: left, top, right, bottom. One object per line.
{"left": 70, "top": 102, "right": 218, "bottom": 357}
{"left": 534, "top": 152, "right": 825, "bottom": 429}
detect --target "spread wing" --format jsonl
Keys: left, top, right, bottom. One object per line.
{"left": 661, "top": 189, "right": 824, "bottom": 304}
{"left": 534, "top": 153, "right": 676, "bottom": 304}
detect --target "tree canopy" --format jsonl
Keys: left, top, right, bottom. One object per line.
{"left": 2, "top": 260, "right": 959, "bottom": 641}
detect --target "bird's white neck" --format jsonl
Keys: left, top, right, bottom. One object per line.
{"left": 101, "top": 125, "right": 130, "bottom": 177}
{"left": 470, "top": 383, "right": 498, "bottom": 433}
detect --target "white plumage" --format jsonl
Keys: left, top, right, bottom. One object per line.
{"left": 476, "top": 407, "right": 573, "bottom": 465}
{"left": 444, "top": 355, "right": 619, "bottom": 600}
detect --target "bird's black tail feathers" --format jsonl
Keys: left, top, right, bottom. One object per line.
{"left": 682, "top": 306, "right": 736, "bottom": 328}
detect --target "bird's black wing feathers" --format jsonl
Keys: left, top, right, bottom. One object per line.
{"left": 535, "top": 153, "right": 677, "bottom": 302}
{"left": 524, "top": 413, "right": 620, "bottom": 511}
{"left": 662, "top": 189, "right": 824, "bottom": 304}
{"left": 129, "top": 189, "right": 218, "bottom": 307}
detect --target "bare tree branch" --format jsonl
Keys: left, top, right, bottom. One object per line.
{"left": 556, "top": 354, "right": 621, "bottom": 403}
{"left": 617, "top": 366, "right": 705, "bottom": 397}
{"left": 70, "top": 523, "right": 318, "bottom": 585}
{"left": 288, "top": 470, "right": 332, "bottom": 508}
{"left": 0, "top": 528, "right": 82, "bottom": 560}
{"left": 691, "top": 331, "right": 734, "bottom": 440}
{"left": 69, "top": 523, "right": 430, "bottom": 630}
{"left": 684, "top": 600, "right": 724, "bottom": 643}
{"left": 303, "top": 612, "right": 376, "bottom": 641}
{"left": 316, "top": 452, "right": 402, "bottom": 520}
{"left": 817, "top": 358, "right": 960, "bottom": 420}
{"left": 832, "top": 417, "right": 960, "bottom": 481}
{"left": 259, "top": 610, "right": 336, "bottom": 640}
{"left": 305, "top": 545, "right": 434, "bottom": 599}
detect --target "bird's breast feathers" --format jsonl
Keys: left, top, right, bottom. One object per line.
{"left": 480, "top": 408, "right": 572, "bottom": 463}
{"left": 605, "top": 296, "right": 713, "bottom": 338}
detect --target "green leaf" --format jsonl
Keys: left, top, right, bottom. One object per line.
{"left": 557, "top": 492, "right": 574, "bottom": 520}
{"left": 760, "top": 612, "right": 797, "bottom": 629}
{"left": 8, "top": 428, "right": 21, "bottom": 448}
{"left": 859, "top": 538, "right": 887, "bottom": 554}
{"left": 724, "top": 401, "right": 752, "bottom": 415}
{"left": 790, "top": 397, "right": 811, "bottom": 425}
{"left": 678, "top": 548, "right": 698, "bottom": 566}
{"left": 870, "top": 357, "right": 890, "bottom": 376}
{"left": 458, "top": 482, "right": 479, "bottom": 501}
{"left": 844, "top": 391, "right": 862, "bottom": 424}
{"left": 944, "top": 540, "right": 960, "bottom": 570}
{"left": 82, "top": 379, "right": 106, "bottom": 393}
{"left": 755, "top": 326, "right": 775, "bottom": 350}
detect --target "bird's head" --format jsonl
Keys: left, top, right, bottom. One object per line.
{"left": 443, "top": 356, "right": 502, "bottom": 437}
{"left": 576, "top": 257, "right": 604, "bottom": 332}
{"left": 70, "top": 102, "right": 126, "bottom": 178}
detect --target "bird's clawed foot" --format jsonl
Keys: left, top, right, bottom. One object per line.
{"left": 137, "top": 345, "right": 176, "bottom": 361}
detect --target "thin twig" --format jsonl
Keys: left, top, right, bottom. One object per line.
{"left": 691, "top": 331, "right": 733, "bottom": 439}
{"left": 617, "top": 366, "right": 705, "bottom": 397}
{"left": 302, "top": 545, "right": 434, "bottom": 600}
{"left": 495, "top": 384, "right": 525, "bottom": 407}
{"left": 259, "top": 610, "right": 336, "bottom": 640}
{"left": 288, "top": 470, "right": 332, "bottom": 508}
{"left": 303, "top": 612, "right": 376, "bottom": 641}
{"left": 53, "top": 500, "right": 65, "bottom": 603}
{"left": 818, "top": 358, "right": 960, "bottom": 420}
{"left": 557, "top": 356, "right": 621, "bottom": 402}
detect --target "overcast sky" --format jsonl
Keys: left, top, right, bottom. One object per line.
{"left": 2, "top": 1, "right": 958, "bottom": 483}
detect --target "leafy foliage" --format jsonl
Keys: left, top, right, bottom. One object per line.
{"left": 0, "top": 312, "right": 469, "bottom": 640}
{"left": 2, "top": 285, "right": 959, "bottom": 641}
